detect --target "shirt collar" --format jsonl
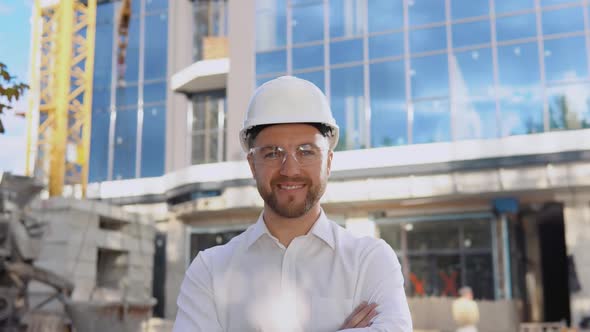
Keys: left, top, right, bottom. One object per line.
{"left": 309, "top": 209, "right": 335, "bottom": 250}
{"left": 245, "top": 209, "right": 335, "bottom": 250}
{"left": 245, "top": 212, "right": 269, "bottom": 249}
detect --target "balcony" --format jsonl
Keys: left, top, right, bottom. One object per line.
{"left": 171, "top": 37, "right": 229, "bottom": 94}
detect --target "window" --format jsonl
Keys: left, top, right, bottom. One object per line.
{"left": 331, "top": 66, "right": 365, "bottom": 150}
{"left": 92, "top": 86, "right": 111, "bottom": 113}
{"left": 541, "top": 0, "right": 579, "bottom": 4}
{"left": 495, "top": 14, "right": 536, "bottom": 41}
{"left": 368, "top": 0, "right": 403, "bottom": 32}
{"left": 91, "top": 1, "right": 169, "bottom": 182}
{"left": 369, "top": 32, "right": 403, "bottom": 60}
{"left": 377, "top": 217, "right": 495, "bottom": 299}
{"left": 410, "top": 26, "right": 447, "bottom": 54}
{"left": 94, "top": 23, "right": 113, "bottom": 86}
{"left": 256, "top": 50, "right": 287, "bottom": 75}
{"left": 497, "top": 43, "right": 544, "bottom": 136}
{"left": 450, "top": 48, "right": 497, "bottom": 141}
{"left": 413, "top": 100, "right": 451, "bottom": 144}
{"left": 96, "top": 1, "right": 115, "bottom": 24}
{"left": 146, "top": 0, "right": 168, "bottom": 12}
{"left": 292, "top": 2, "right": 324, "bottom": 44}
{"left": 189, "top": 229, "right": 245, "bottom": 264}
{"left": 543, "top": 36, "right": 588, "bottom": 82}
{"left": 542, "top": 7, "right": 585, "bottom": 35}
{"left": 497, "top": 42, "right": 543, "bottom": 137}
{"left": 292, "top": 44, "right": 324, "bottom": 70}
{"left": 143, "top": 81, "right": 167, "bottom": 104}
{"left": 411, "top": 54, "right": 449, "bottom": 99}
{"left": 498, "top": 43, "right": 540, "bottom": 89}
{"left": 451, "top": 49, "right": 494, "bottom": 99}
{"left": 453, "top": 100, "right": 498, "bottom": 140}
{"left": 116, "top": 85, "right": 138, "bottom": 108}
{"left": 452, "top": 20, "right": 491, "bottom": 48}
{"left": 194, "top": 0, "right": 228, "bottom": 61}
{"left": 408, "top": 0, "right": 445, "bottom": 26}
{"left": 370, "top": 60, "right": 407, "bottom": 147}
{"left": 500, "top": 91, "right": 544, "bottom": 136}
{"left": 89, "top": 110, "right": 111, "bottom": 183}
{"left": 141, "top": 106, "right": 166, "bottom": 177}
{"left": 330, "top": 0, "right": 365, "bottom": 38}
{"left": 144, "top": 13, "right": 168, "bottom": 80}
{"left": 113, "top": 109, "right": 138, "bottom": 180}
{"left": 451, "top": 0, "right": 489, "bottom": 19}
{"left": 330, "top": 38, "right": 363, "bottom": 65}
{"left": 548, "top": 84, "right": 590, "bottom": 130}
{"left": 494, "top": 0, "right": 535, "bottom": 14}
{"left": 256, "top": 0, "right": 286, "bottom": 51}
{"left": 96, "top": 248, "right": 129, "bottom": 289}
{"left": 191, "top": 91, "right": 226, "bottom": 165}
{"left": 120, "top": 17, "right": 140, "bottom": 83}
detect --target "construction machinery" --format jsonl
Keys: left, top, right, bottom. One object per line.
{"left": 0, "top": 173, "right": 74, "bottom": 331}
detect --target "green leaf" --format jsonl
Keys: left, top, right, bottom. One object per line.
{"left": 0, "top": 70, "right": 10, "bottom": 81}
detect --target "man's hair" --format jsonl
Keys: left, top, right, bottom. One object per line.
{"left": 245, "top": 123, "right": 334, "bottom": 149}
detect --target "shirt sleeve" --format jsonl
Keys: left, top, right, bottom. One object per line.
{"left": 339, "top": 239, "right": 413, "bottom": 332}
{"left": 173, "top": 252, "right": 224, "bottom": 332}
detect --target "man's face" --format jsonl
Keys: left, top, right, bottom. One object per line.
{"left": 247, "top": 123, "right": 333, "bottom": 219}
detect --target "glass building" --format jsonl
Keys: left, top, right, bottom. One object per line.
{"left": 255, "top": 0, "right": 590, "bottom": 150}
{"left": 83, "top": 0, "right": 590, "bottom": 326}
{"left": 251, "top": 0, "right": 590, "bottom": 303}
{"left": 90, "top": 0, "right": 168, "bottom": 182}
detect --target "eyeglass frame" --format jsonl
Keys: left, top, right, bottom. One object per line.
{"left": 248, "top": 143, "right": 328, "bottom": 167}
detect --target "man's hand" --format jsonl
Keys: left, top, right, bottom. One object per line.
{"left": 340, "top": 301, "right": 378, "bottom": 330}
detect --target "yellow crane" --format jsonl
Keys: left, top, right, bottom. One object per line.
{"left": 26, "top": 0, "right": 97, "bottom": 197}
{"left": 26, "top": 0, "right": 132, "bottom": 197}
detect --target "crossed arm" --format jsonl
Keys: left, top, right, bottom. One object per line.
{"left": 339, "top": 240, "right": 413, "bottom": 332}
{"left": 173, "top": 240, "right": 412, "bottom": 332}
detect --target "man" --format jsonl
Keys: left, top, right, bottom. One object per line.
{"left": 173, "top": 76, "right": 412, "bottom": 331}
{"left": 452, "top": 286, "right": 479, "bottom": 332}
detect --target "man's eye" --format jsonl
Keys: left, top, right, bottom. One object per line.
{"left": 263, "top": 151, "right": 281, "bottom": 159}
{"left": 299, "top": 149, "right": 316, "bottom": 157}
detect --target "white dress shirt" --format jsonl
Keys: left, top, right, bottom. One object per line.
{"left": 173, "top": 210, "right": 412, "bottom": 332}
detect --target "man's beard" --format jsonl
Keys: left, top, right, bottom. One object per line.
{"left": 257, "top": 176, "right": 326, "bottom": 218}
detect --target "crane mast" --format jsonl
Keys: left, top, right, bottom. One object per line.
{"left": 26, "top": 0, "right": 97, "bottom": 197}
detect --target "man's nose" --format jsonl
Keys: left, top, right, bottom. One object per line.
{"left": 279, "top": 152, "right": 301, "bottom": 176}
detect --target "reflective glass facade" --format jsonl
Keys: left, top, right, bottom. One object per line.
{"left": 255, "top": 0, "right": 590, "bottom": 151}
{"left": 89, "top": 0, "right": 168, "bottom": 182}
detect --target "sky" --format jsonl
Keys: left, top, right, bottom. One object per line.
{"left": 0, "top": 0, "right": 32, "bottom": 175}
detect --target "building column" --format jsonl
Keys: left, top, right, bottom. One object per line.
{"left": 555, "top": 191, "right": 590, "bottom": 327}
{"left": 226, "top": 0, "right": 256, "bottom": 162}
{"left": 166, "top": 0, "right": 193, "bottom": 173}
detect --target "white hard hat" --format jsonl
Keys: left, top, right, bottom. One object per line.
{"left": 239, "top": 76, "right": 339, "bottom": 152}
